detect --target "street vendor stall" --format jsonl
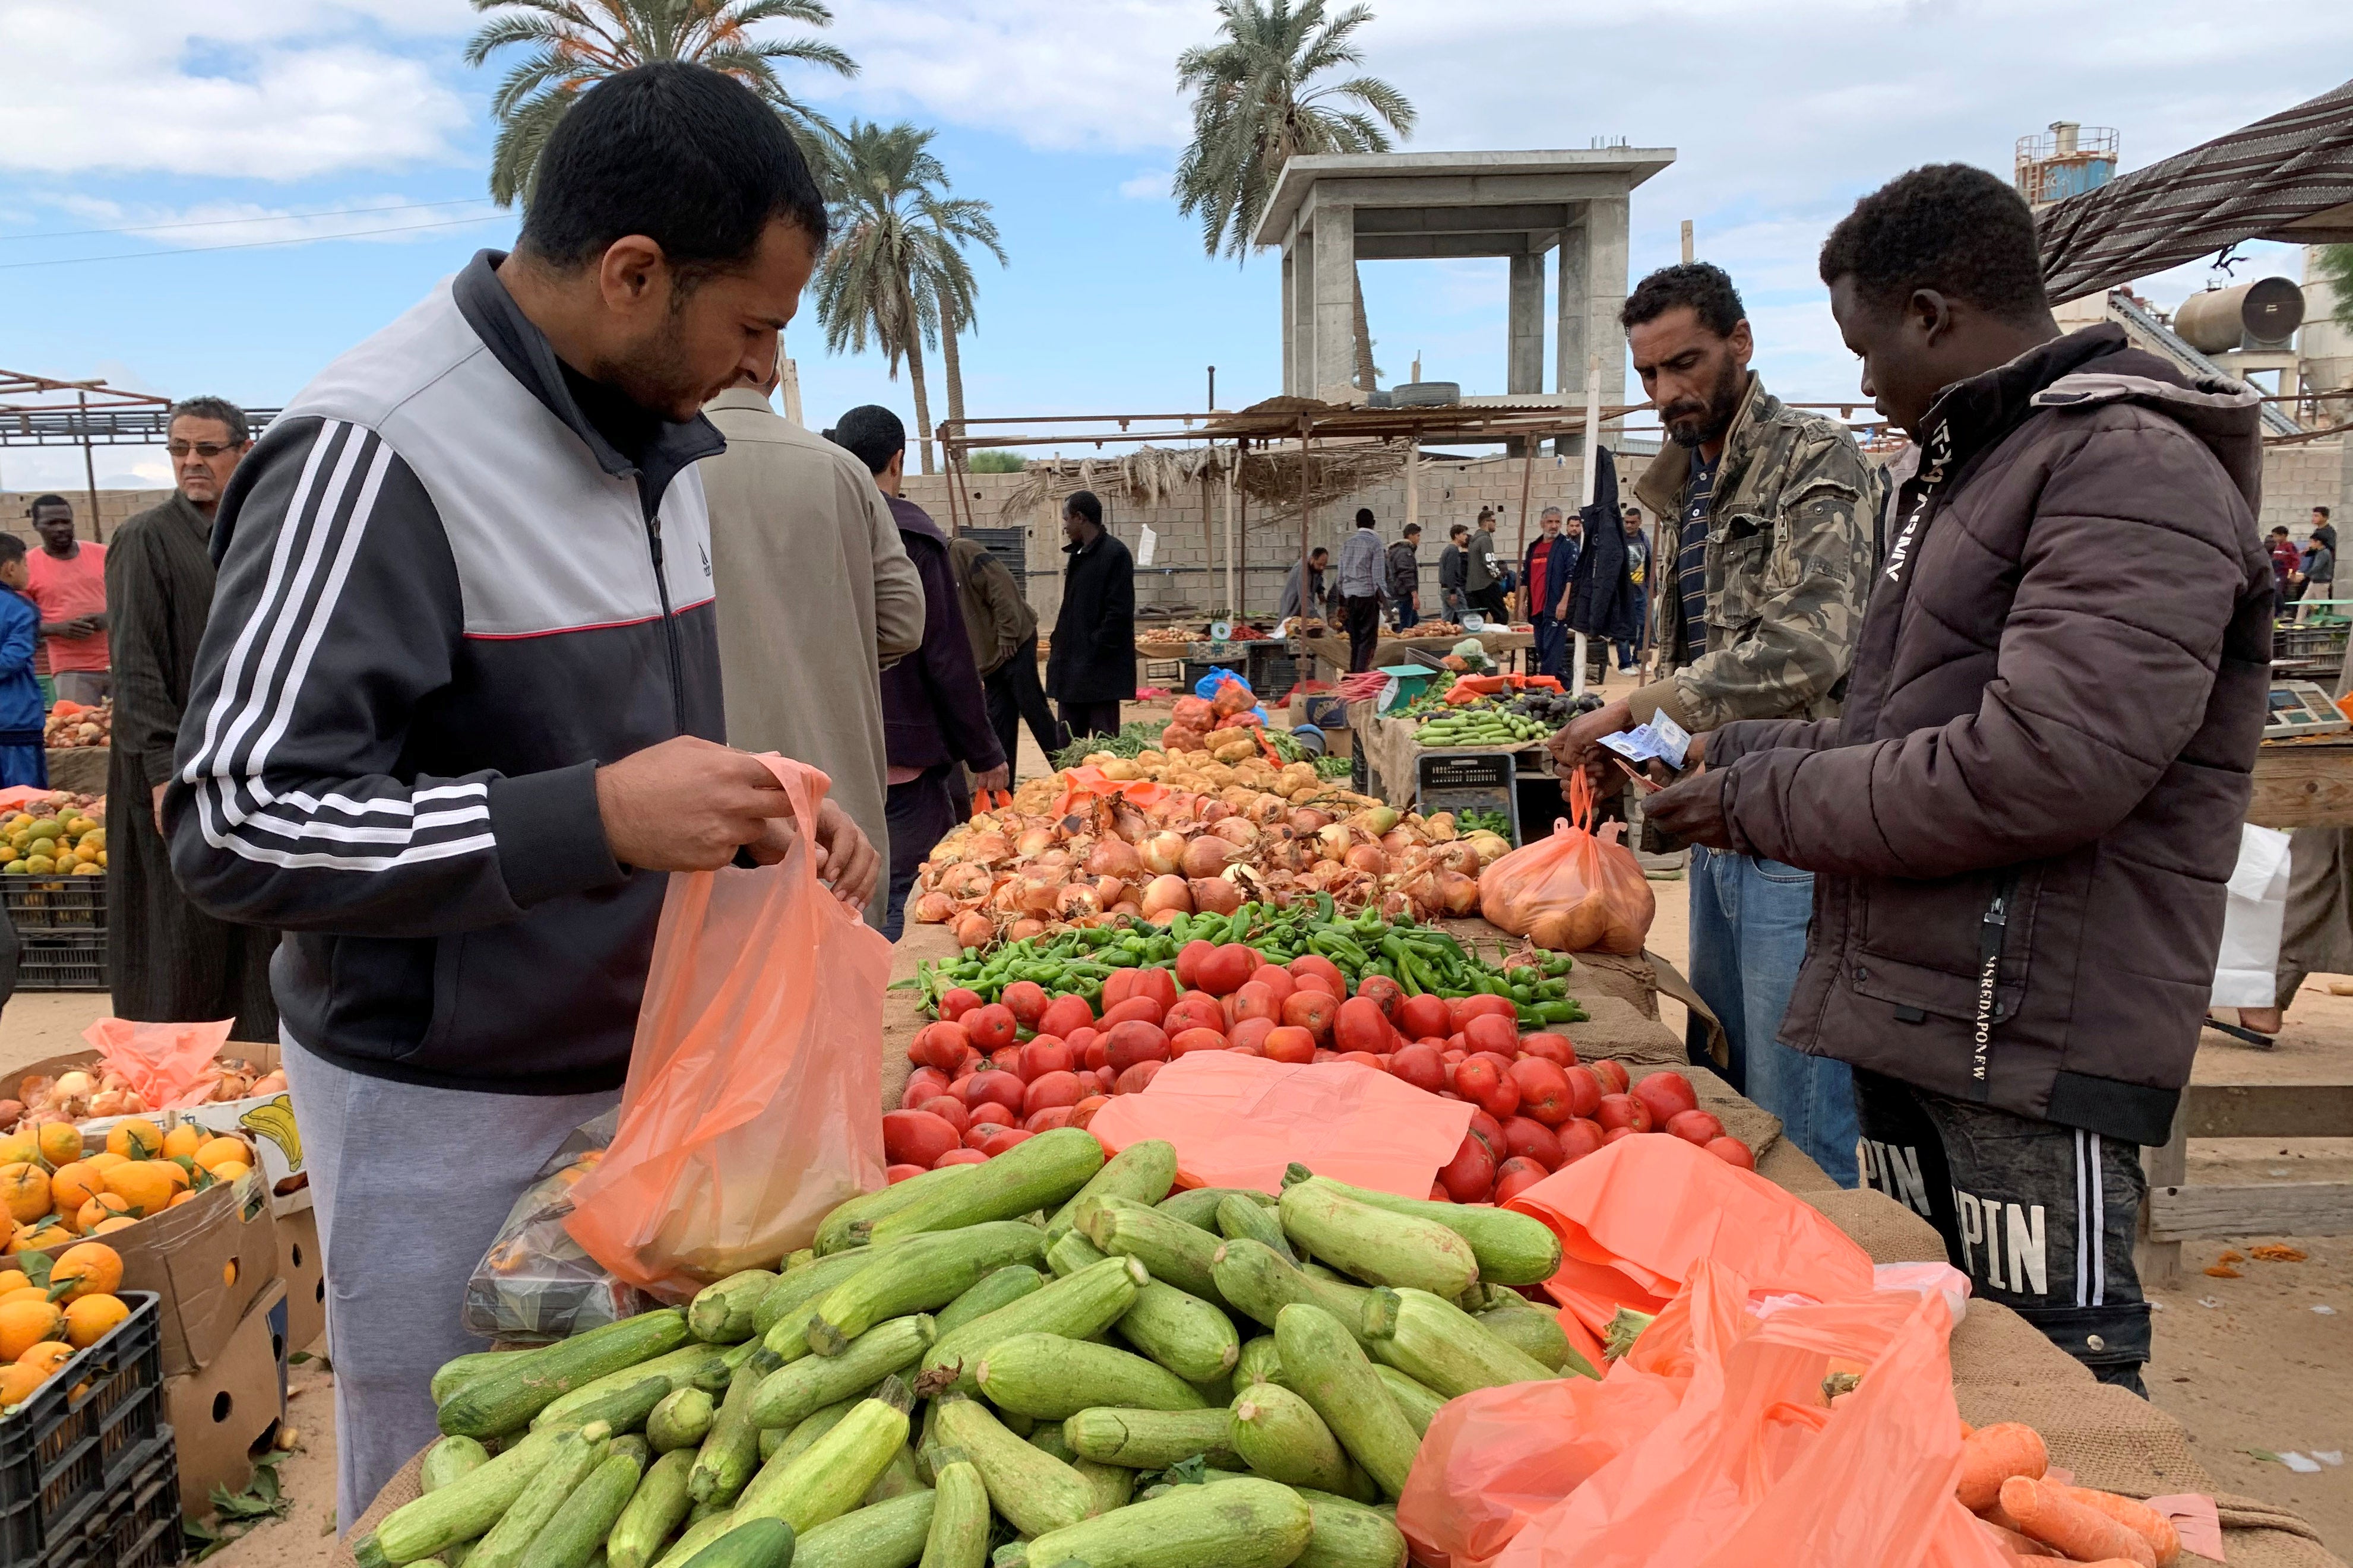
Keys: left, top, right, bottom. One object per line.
{"left": 1299, "top": 627, "right": 1537, "bottom": 680}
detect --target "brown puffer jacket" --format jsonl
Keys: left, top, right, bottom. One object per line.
{"left": 1706, "top": 326, "right": 2273, "bottom": 1146}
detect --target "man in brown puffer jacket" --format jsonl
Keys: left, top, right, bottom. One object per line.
{"left": 1646, "top": 164, "right": 2274, "bottom": 1392}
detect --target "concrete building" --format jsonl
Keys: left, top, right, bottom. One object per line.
{"left": 1250, "top": 149, "right": 1674, "bottom": 422}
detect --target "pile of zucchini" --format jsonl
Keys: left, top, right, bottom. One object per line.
{"left": 358, "top": 1125, "right": 1586, "bottom": 1568}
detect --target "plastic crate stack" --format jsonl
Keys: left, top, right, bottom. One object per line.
{"left": 0, "top": 881, "right": 105, "bottom": 993}
{"left": 0, "top": 1292, "right": 176, "bottom": 1567}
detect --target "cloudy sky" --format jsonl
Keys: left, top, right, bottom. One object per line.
{"left": 1, "top": 0, "right": 2348, "bottom": 492}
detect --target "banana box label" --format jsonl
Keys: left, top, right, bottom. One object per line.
{"left": 176, "top": 1090, "right": 309, "bottom": 1218}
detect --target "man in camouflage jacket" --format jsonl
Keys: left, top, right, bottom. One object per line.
{"left": 1552, "top": 262, "right": 1878, "bottom": 1183}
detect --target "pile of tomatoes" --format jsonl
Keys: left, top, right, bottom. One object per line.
{"left": 885, "top": 939, "right": 1755, "bottom": 1199}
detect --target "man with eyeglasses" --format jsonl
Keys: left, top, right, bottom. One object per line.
{"left": 21, "top": 495, "right": 107, "bottom": 706}
{"left": 106, "top": 398, "right": 278, "bottom": 1038}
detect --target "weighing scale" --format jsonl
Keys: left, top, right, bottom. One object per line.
{"left": 2265, "top": 679, "right": 2351, "bottom": 741}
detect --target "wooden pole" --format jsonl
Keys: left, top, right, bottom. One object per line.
{"left": 1222, "top": 444, "right": 1238, "bottom": 617}
{"left": 1680, "top": 220, "right": 1694, "bottom": 264}
{"left": 1297, "top": 423, "right": 1313, "bottom": 620}
{"left": 1237, "top": 445, "right": 1250, "bottom": 617}
{"left": 1514, "top": 438, "right": 1535, "bottom": 619}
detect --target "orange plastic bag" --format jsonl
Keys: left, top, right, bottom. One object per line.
{"left": 1084, "top": 1051, "right": 1472, "bottom": 1195}
{"left": 565, "top": 755, "right": 890, "bottom": 1298}
{"left": 1402, "top": 1260, "right": 2008, "bottom": 1568}
{"left": 1479, "top": 771, "right": 1654, "bottom": 953}
{"left": 81, "top": 1016, "right": 236, "bottom": 1110}
{"left": 1504, "top": 1134, "right": 1876, "bottom": 1341}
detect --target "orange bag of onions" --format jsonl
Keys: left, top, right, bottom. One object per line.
{"left": 1479, "top": 771, "right": 1654, "bottom": 953}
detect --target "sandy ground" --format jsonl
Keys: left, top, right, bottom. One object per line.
{"left": 4, "top": 661, "right": 2347, "bottom": 1557}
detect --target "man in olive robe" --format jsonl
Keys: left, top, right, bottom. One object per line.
{"left": 106, "top": 398, "right": 276, "bottom": 1035}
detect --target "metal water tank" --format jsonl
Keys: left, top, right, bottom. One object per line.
{"left": 2174, "top": 277, "right": 2305, "bottom": 353}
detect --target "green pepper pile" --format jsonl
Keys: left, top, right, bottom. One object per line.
{"left": 1456, "top": 808, "right": 1513, "bottom": 840}
{"left": 912, "top": 901, "right": 1585, "bottom": 1029}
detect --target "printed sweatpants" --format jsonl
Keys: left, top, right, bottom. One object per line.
{"left": 1851, "top": 1069, "right": 2150, "bottom": 1395}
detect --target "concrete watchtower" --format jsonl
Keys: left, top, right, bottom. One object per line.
{"left": 1252, "top": 148, "right": 1676, "bottom": 429}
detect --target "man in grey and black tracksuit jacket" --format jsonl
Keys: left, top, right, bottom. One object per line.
{"left": 166, "top": 65, "right": 876, "bottom": 1523}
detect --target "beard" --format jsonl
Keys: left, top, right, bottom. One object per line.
{"left": 1661, "top": 356, "right": 1745, "bottom": 449}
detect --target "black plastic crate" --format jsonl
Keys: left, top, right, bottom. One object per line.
{"left": 30, "top": 1428, "right": 179, "bottom": 1568}
{"left": 11, "top": 936, "right": 105, "bottom": 994}
{"left": 0, "top": 881, "right": 103, "bottom": 936}
{"left": 1415, "top": 750, "right": 1523, "bottom": 845}
{"left": 0, "top": 1293, "right": 163, "bottom": 1566}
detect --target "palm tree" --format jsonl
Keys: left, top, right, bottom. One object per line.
{"left": 464, "top": 0, "right": 856, "bottom": 207}
{"left": 815, "top": 121, "right": 1006, "bottom": 476}
{"left": 2319, "top": 245, "right": 2353, "bottom": 334}
{"left": 1173, "top": 0, "right": 1413, "bottom": 394}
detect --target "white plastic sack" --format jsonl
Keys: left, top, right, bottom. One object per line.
{"left": 2210, "top": 822, "right": 2293, "bottom": 1007}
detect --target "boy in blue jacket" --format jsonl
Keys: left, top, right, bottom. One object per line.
{"left": 0, "top": 534, "right": 46, "bottom": 789}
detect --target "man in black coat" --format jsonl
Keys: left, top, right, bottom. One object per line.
{"left": 1045, "top": 490, "right": 1136, "bottom": 739}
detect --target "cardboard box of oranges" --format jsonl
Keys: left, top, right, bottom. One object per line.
{"left": 0, "top": 1116, "right": 275, "bottom": 1381}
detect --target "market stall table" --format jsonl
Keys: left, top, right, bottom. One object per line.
{"left": 1299, "top": 628, "right": 1536, "bottom": 679}
{"left": 1345, "top": 698, "right": 1554, "bottom": 822}
{"left": 42, "top": 743, "right": 105, "bottom": 796}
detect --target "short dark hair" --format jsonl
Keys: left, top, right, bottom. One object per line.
{"left": 1818, "top": 163, "right": 2047, "bottom": 321}
{"left": 1308, "top": 546, "right": 1329, "bottom": 561}
{"left": 1354, "top": 508, "right": 1375, "bottom": 528}
{"left": 518, "top": 63, "right": 828, "bottom": 281}
{"left": 1621, "top": 262, "right": 1745, "bottom": 338}
{"left": 0, "top": 533, "right": 24, "bottom": 565}
{"left": 1449, "top": 523, "right": 1469, "bottom": 540}
{"left": 1402, "top": 522, "right": 1421, "bottom": 537}
{"left": 168, "top": 396, "right": 249, "bottom": 444}
{"left": 2318, "top": 506, "right": 2333, "bottom": 520}
{"left": 2275, "top": 525, "right": 2293, "bottom": 536}
{"left": 825, "top": 406, "right": 904, "bottom": 475}
{"left": 27, "top": 495, "right": 68, "bottom": 515}
{"left": 1064, "top": 490, "right": 1103, "bottom": 528}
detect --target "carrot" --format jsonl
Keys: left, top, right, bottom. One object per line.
{"left": 2055, "top": 1485, "right": 2181, "bottom": 1567}
{"left": 1998, "top": 1477, "right": 2156, "bottom": 1568}
{"left": 1956, "top": 1422, "right": 2050, "bottom": 1511}
{"left": 1976, "top": 1517, "right": 2061, "bottom": 1558}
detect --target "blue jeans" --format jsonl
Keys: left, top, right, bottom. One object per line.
{"left": 1390, "top": 598, "right": 1418, "bottom": 632}
{"left": 1686, "top": 845, "right": 1859, "bottom": 1185}
{"left": 1530, "top": 616, "right": 1567, "bottom": 677}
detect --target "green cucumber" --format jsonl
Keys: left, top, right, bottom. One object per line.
{"left": 1116, "top": 1281, "right": 1241, "bottom": 1385}
{"left": 753, "top": 1241, "right": 909, "bottom": 1333}
{"left": 935, "top": 1265, "right": 1045, "bottom": 1337}
{"left": 1216, "top": 1193, "right": 1297, "bottom": 1263}
{"left": 772, "top": 1399, "right": 856, "bottom": 1469}
{"left": 1293, "top": 1487, "right": 1410, "bottom": 1568}
{"left": 1235, "top": 1336, "right": 1285, "bottom": 1389}
{"left": 1020, "top": 1476, "right": 1311, "bottom": 1568}
{"left": 1473, "top": 1304, "right": 1573, "bottom": 1371}
{"left": 1155, "top": 1187, "right": 1273, "bottom": 1231}
{"left": 1226, "top": 1383, "right": 1365, "bottom": 1499}
{"left": 919, "top": 1456, "right": 989, "bottom": 1568}
{"left": 1075, "top": 1457, "right": 1133, "bottom": 1516}
{"left": 1079, "top": 1198, "right": 1228, "bottom": 1305}
{"left": 464, "top": 1425, "right": 612, "bottom": 1568}
{"left": 420, "top": 1436, "right": 489, "bottom": 1494}
{"left": 691, "top": 1350, "right": 782, "bottom": 1505}
{"left": 353, "top": 1430, "right": 565, "bottom": 1568}
{"left": 1043, "top": 1139, "right": 1178, "bottom": 1243}
{"left": 749, "top": 1314, "right": 932, "bottom": 1429}
{"left": 519, "top": 1446, "right": 644, "bottom": 1568}
{"left": 608, "top": 1449, "right": 696, "bottom": 1568}
{"left": 532, "top": 1341, "right": 744, "bottom": 1432}
{"left": 864, "top": 1444, "right": 925, "bottom": 1506}
{"left": 1276, "top": 1181, "right": 1478, "bottom": 1298}
{"left": 815, "top": 1165, "right": 980, "bottom": 1255}
{"left": 921, "top": 1256, "right": 1145, "bottom": 1395}
{"left": 679, "top": 1518, "right": 794, "bottom": 1568}
{"left": 433, "top": 1352, "right": 516, "bottom": 1408}
{"left": 1274, "top": 1305, "right": 1419, "bottom": 1499}
{"left": 442, "top": 1313, "right": 692, "bottom": 1439}
{"left": 1360, "top": 1287, "right": 1567, "bottom": 1395}
{"left": 1044, "top": 1231, "right": 1106, "bottom": 1278}
{"left": 809, "top": 1223, "right": 1046, "bottom": 1354}
{"left": 1371, "top": 1366, "right": 1445, "bottom": 1436}
{"left": 688, "top": 1271, "right": 779, "bottom": 1344}
{"left": 973, "top": 1333, "right": 1206, "bottom": 1420}
{"left": 649, "top": 1513, "right": 738, "bottom": 1568}
{"left": 737, "top": 1383, "right": 913, "bottom": 1534}
{"left": 1210, "top": 1238, "right": 1373, "bottom": 1335}
{"left": 1062, "top": 1407, "right": 1239, "bottom": 1471}
{"left": 792, "top": 1490, "right": 938, "bottom": 1568}
{"left": 541, "top": 1374, "right": 671, "bottom": 1437}
{"left": 647, "top": 1386, "right": 717, "bottom": 1453}
{"left": 934, "top": 1398, "right": 1096, "bottom": 1537}
{"left": 1283, "top": 1169, "right": 1560, "bottom": 1285}
{"left": 859, "top": 1130, "right": 1105, "bottom": 1247}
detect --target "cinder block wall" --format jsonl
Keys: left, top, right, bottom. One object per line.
{"left": 0, "top": 489, "right": 176, "bottom": 547}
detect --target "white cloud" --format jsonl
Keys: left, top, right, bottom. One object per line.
{"left": 0, "top": 1, "right": 472, "bottom": 179}
{"left": 1119, "top": 169, "right": 1172, "bottom": 200}
{"left": 15, "top": 194, "right": 506, "bottom": 249}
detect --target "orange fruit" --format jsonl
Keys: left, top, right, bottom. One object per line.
{"left": 49, "top": 1243, "right": 120, "bottom": 1302}
{"left": 161, "top": 1124, "right": 204, "bottom": 1161}
{"left": 167, "top": 1192, "right": 195, "bottom": 1208}
{"left": 99, "top": 1164, "right": 172, "bottom": 1217}
{"left": 192, "top": 1138, "right": 249, "bottom": 1174}
{"left": 0, "top": 1165, "right": 48, "bottom": 1225}
{"left": 81, "top": 1152, "right": 125, "bottom": 1176}
{"left": 0, "top": 1271, "right": 30, "bottom": 1297}
{"left": 0, "top": 1135, "right": 37, "bottom": 1170}
{"left": 9, "top": 1223, "right": 64, "bottom": 1256}
{"left": 144, "top": 1160, "right": 189, "bottom": 1193}
{"left": 0, "top": 1288, "right": 44, "bottom": 1309}
{"left": 48, "top": 1162, "right": 103, "bottom": 1215}
{"left": 62, "top": 1294, "right": 125, "bottom": 1349}
{"left": 74, "top": 1195, "right": 129, "bottom": 1234}
{"left": 89, "top": 1219, "right": 134, "bottom": 1237}
{"left": 15, "top": 1342, "right": 70, "bottom": 1377}
{"left": 33, "top": 1124, "right": 81, "bottom": 1170}
{"left": 105, "top": 1120, "right": 163, "bottom": 1161}
{"left": 0, "top": 1361, "right": 45, "bottom": 1408}
{"left": 206, "top": 1161, "right": 252, "bottom": 1185}
{"left": 0, "top": 1299, "right": 63, "bottom": 1360}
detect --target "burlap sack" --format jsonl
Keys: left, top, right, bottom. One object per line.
{"left": 334, "top": 1449, "right": 428, "bottom": 1568}
{"left": 1799, "top": 1185, "right": 1944, "bottom": 1263}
